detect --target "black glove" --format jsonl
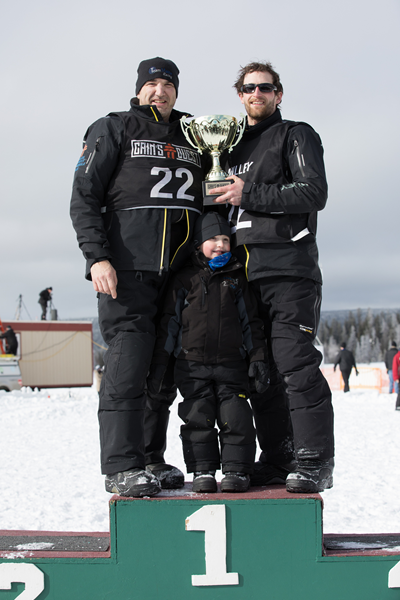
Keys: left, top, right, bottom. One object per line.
{"left": 248, "top": 361, "right": 270, "bottom": 394}
{"left": 356, "top": 369, "right": 359, "bottom": 376}
{"left": 147, "top": 364, "right": 167, "bottom": 396}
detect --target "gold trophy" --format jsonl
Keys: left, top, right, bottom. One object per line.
{"left": 181, "top": 114, "right": 245, "bottom": 205}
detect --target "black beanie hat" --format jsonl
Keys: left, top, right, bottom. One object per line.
{"left": 193, "top": 212, "right": 231, "bottom": 248}
{"left": 135, "top": 57, "right": 180, "bottom": 97}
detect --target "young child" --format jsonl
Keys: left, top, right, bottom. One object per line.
{"left": 148, "top": 212, "right": 269, "bottom": 493}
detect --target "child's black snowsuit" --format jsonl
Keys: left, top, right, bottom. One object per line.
{"left": 151, "top": 250, "right": 268, "bottom": 474}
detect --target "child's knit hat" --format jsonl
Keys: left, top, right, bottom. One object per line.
{"left": 193, "top": 212, "right": 231, "bottom": 248}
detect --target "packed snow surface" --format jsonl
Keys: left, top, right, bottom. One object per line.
{"left": 1, "top": 378, "right": 399, "bottom": 534}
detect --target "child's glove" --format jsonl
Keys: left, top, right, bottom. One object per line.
{"left": 147, "top": 364, "right": 167, "bottom": 396}
{"left": 248, "top": 361, "right": 270, "bottom": 394}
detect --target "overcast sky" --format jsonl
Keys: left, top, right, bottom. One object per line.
{"left": 1, "top": 0, "right": 399, "bottom": 321}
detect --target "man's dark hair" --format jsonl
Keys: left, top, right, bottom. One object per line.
{"left": 233, "top": 61, "right": 283, "bottom": 98}
{"left": 341, "top": 342, "right": 347, "bottom": 349}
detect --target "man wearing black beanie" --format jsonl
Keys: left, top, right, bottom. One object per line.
{"left": 70, "top": 57, "right": 205, "bottom": 497}
{"left": 136, "top": 57, "right": 180, "bottom": 96}
{"left": 135, "top": 57, "right": 180, "bottom": 122}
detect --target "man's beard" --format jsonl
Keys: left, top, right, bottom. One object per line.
{"left": 246, "top": 97, "right": 276, "bottom": 123}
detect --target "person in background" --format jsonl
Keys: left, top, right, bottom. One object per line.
{"left": 334, "top": 342, "right": 358, "bottom": 393}
{"left": 0, "top": 326, "right": 18, "bottom": 355}
{"left": 38, "top": 288, "right": 52, "bottom": 320}
{"left": 392, "top": 349, "right": 400, "bottom": 410}
{"left": 94, "top": 365, "right": 104, "bottom": 394}
{"left": 385, "top": 341, "right": 398, "bottom": 394}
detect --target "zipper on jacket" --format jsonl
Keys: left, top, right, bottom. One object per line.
{"left": 170, "top": 210, "right": 190, "bottom": 267}
{"left": 313, "top": 284, "right": 321, "bottom": 333}
{"left": 243, "top": 244, "right": 250, "bottom": 280}
{"left": 293, "top": 140, "right": 306, "bottom": 177}
{"left": 200, "top": 276, "right": 208, "bottom": 307}
{"left": 85, "top": 137, "right": 101, "bottom": 174}
{"left": 150, "top": 107, "right": 159, "bottom": 122}
{"left": 159, "top": 209, "right": 168, "bottom": 275}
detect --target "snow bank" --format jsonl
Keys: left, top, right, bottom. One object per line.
{"left": 1, "top": 380, "right": 399, "bottom": 534}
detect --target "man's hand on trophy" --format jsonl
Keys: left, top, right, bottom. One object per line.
{"left": 210, "top": 175, "right": 244, "bottom": 206}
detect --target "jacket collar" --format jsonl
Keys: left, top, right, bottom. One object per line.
{"left": 244, "top": 108, "right": 282, "bottom": 138}
{"left": 129, "top": 98, "right": 192, "bottom": 124}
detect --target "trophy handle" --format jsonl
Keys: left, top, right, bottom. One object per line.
{"left": 228, "top": 114, "right": 246, "bottom": 153}
{"left": 180, "top": 116, "right": 203, "bottom": 154}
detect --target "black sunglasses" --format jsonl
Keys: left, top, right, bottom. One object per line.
{"left": 240, "top": 83, "right": 277, "bottom": 94}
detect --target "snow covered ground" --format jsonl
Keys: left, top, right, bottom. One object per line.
{"left": 0, "top": 370, "right": 399, "bottom": 535}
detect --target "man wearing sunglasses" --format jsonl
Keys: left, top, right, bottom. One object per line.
{"left": 212, "top": 61, "right": 334, "bottom": 494}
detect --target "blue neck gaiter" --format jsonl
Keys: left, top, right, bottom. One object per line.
{"left": 208, "top": 252, "right": 232, "bottom": 271}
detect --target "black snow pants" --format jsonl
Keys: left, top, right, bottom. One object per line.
{"left": 144, "top": 358, "right": 177, "bottom": 465}
{"left": 39, "top": 299, "right": 47, "bottom": 320}
{"left": 98, "top": 269, "right": 169, "bottom": 475}
{"left": 250, "top": 276, "right": 334, "bottom": 464}
{"left": 174, "top": 359, "right": 256, "bottom": 474}
{"left": 340, "top": 369, "right": 351, "bottom": 392}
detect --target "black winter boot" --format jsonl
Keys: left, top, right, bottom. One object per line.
{"left": 146, "top": 463, "right": 184, "bottom": 489}
{"left": 286, "top": 459, "right": 334, "bottom": 493}
{"left": 250, "top": 460, "right": 296, "bottom": 486}
{"left": 221, "top": 473, "right": 250, "bottom": 493}
{"left": 192, "top": 471, "right": 217, "bottom": 493}
{"left": 105, "top": 469, "right": 161, "bottom": 497}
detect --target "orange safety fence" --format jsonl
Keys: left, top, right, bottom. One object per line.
{"left": 321, "top": 366, "right": 389, "bottom": 393}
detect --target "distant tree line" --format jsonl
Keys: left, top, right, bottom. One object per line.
{"left": 317, "top": 309, "right": 400, "bottom": 364}
{"left": 89, "top": 312, "right": 400, "bottom": 368}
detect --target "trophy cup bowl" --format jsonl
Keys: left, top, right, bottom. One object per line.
{"left": 181, "top": 114, "right": 245, "bottom": 205}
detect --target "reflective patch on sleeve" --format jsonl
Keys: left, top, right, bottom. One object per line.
{"left": 75, "top": 144, "right": 88, "bottom": 172}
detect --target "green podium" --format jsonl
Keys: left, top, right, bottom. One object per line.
{"left": 1, "top": 486, "right": 400, "bottom": 599}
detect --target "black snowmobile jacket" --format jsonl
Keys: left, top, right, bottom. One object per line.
{"left": 0, "top": 328, "right": 18, "bottom": 354}
{"left": 39, "top": 289, "right": 51, "bottom": 303}
{"left": 70, "top": 100, "right": 205, "bottom": 279}
{"left": 385, "top": 347, "right": 398, "bottom": 371}
{"left": 334, "top": 348, "right": 357, "bottom": 372}
{"left": 221, "top": 109, "right": 328, "bottom": 284}
{"left": 152, "top": 251, "right": 267, "bottom": 366}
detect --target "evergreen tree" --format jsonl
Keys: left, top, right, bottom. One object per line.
{"left": 356, "top": 335, "right": 371, "bottom": 363}
{"left": 326, "top": 336, "right": 340, "bottom": 363}
{"left": 317, "top": 309, "right": 400, "bottom": 364}
{"left": 347, "top": 325, "right": 357, "bottom": 353}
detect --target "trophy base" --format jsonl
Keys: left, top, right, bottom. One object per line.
{"left": 202, "top": 179, "right": 233, "bottom": 206}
